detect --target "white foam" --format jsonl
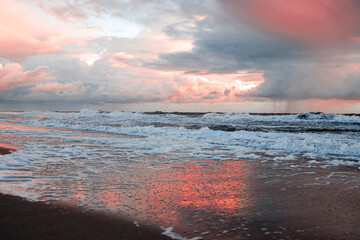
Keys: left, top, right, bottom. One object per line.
{"left": 273, "top": 154, "right": 298, "bottom": 161}
{"left": 0, "top": 111, "right": 359, "bottom": 174}
{"left": 161, "top": 227, "right": 203, "bottom": 240}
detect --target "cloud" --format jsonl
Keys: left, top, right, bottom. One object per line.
{"left": 166, "top": 73, "right": 262, "bottom": 103}
{"left": 0, "top": 0, "right": 97, "bottom": 60}
{"left": 147, "top": 16, "right": 303, "bottom": 73}
{"left": 0, "top": 0, "right": 359, "bottom": 112}
{"left": 36, "top": 0, "right": 215, "bottom": 23}
{"left": 0, "top": 63, "right": 54, "bottom": 90}
{"left": 32, "top": 82, "right": 85, "bottom": 92}
{"left": 0, "top": 0, "right": 62, "bottom": 60}
{"left": 107, "top": 52, "right": 134, "bottom": 68}
{"left": 5, "top": 51, "right": 178, "bottom": 106}
{"left": 251, "top": 62, "right": 360, "bottom": 99}
{"left": 145, "top": 4, "right": 360, "bottom": 102}
{"left": 220, "top": 0, "right": 360, "bottom": 44}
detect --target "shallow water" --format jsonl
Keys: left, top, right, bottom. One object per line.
{"left": 0, "top": 111, "right": 359, "bottom": 239}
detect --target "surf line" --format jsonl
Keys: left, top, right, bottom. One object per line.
{"left": 0, "top": 144, "right": 18, "bottom": 155}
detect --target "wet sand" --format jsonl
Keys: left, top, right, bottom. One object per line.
{"left": 0, "top": 193, "right": 170, "bottom": 240}
{"left": 240, "top": 165, "right": 360, "bottom": 240}
{"left": 0, "top": 120, "right": 359, "bottom": 239}
{"left": 1, "top": 164, "right": 359, "bottom": 240}
{"left": 0, "top": 144, "right": 17, "bottom": 155}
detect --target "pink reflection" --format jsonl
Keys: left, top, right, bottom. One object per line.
{"left": 0, "top": 143, "right": 19, "bottom": 154}
{"left": 84, "top": 159, "right": 252, "bottom": 234}
{"left": 101, "top": 190, "right": 122, "bottom": 207}
{"left": 0, "top": 121, "right": 79, "bottom": 133}
{"left": 0, "top": 123, "right": 47, "bottom": 132}
{"left": 175, "top": 161, "right": 246, "bottom": 212}
{"left": 73, "top": 181, "right": 85, "bottom": 202}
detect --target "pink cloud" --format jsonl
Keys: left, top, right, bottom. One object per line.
{"left": 0, "top": 0, "right": 62, "bottom": 59}
{"left": 0, "top": 0, "right": 96, "bottom": 60}
{"left": 108, "top": 52, "right": 135, "bottom": 68}
{"left": 0, "top": 63, "right": 54, "bottom": 90}
{"left": 166, "top": 72, "right": 264, "bottom": 103}
{"left": 0, "top": 37, "right": 61, "bottom": 60}
{"left": 221, "top": 0, "right": 360, "bottom": 44}
{"left": 32, "top": 82, "right": 84, "bottom": 92}
{"left": 36, "top": 0, "right": 103, "bottom": 22}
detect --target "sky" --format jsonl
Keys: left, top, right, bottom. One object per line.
{"left": 1, "top": 0, "right": 360, "bottom": 113}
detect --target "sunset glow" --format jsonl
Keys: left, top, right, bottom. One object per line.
{"left": 0, "top": 0, "right": 360, "bottom": 112}
{"left": 84, "top": 160, "right": 251, "bottom": 228}
{"left": 1, "top": 2, "right": 359, "bottom": 238}
{"left": 223, "top": 0, "right": 360, "bottom": 44}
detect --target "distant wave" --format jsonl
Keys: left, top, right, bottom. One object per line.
{"left": 0, "top": 110, "right": 359, "bottom": 170}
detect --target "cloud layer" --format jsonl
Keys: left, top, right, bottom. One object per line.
{"left": 221, "top": 0, "right": 360, "bottom": 44}
{"left": 0, "top": 63, "right": 53, "bottom": 90}
{"left": 0, "top": 0, "right": 360, "bottom": 112}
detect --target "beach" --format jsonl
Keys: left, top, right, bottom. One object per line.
{"left": 0, "top": 144, "right": 17, "bottom": 155}
{"left": 3, "top": 1, "right": 360, "bottom": 239}
{"left": 0, "top": 160, "right": 358, "bottom": 240}
{"left": 0, "top": 193, "right": 170, "bottom": 240}
{"left": 0, "top": 111, "right": 359, "bottom": 239}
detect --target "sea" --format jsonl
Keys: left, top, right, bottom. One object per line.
{"left": 0, "top": 110, "right": 359, "bottom": 239}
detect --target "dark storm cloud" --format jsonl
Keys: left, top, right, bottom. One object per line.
{"left": 145, "top": 6, "right": 360, "bottom": 100}
{"left": 147, "top": 17, "right": 306, "bottom": 74}
{"left": 251, "top": 62, "right": 360, "bottom": 99}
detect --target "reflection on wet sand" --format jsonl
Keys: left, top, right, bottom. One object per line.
{"left": 0, "top": 123, "right": 22, "bottom": 154}
{"left": 69, "top": 159, "right": 254, "bottom": 239}
{"left": 0, "top": 121, "right": 48, "bottom": 132}
{"left": 0, "top": 122, "right": 67, "bottom": 150}
{"left": 1, "top": 118, "right": 359, "bottom": 239}
{"left": 65, "top": 157, "right": 360, "bottom": 239}
{"left": 0, "top": 143, "right": 18, "bottom": 155}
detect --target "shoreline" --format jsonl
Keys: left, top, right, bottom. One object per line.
{"left": 0, "top": 112, "right": 359, "bottom": 239}
{"left": 1, "top": 164, "right": 359, "bottom": 240}
{"left": 0, "top": 144, "right": 17, "bottom": 155}
{"left": 0, "top": 193, "right": 171, "bottom": 240}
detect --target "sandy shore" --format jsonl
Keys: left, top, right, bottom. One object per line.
{"left": 0, "top": 121, "right": 359, "bottom": 239}
{"left": 0, "top": 144, "right": 17, "bottom": 155}
{"left": 0, "top": 193, "right": 170, "bottom": 240}
{"left": 1, "top": 166, "right": 359, "bottom": 240}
